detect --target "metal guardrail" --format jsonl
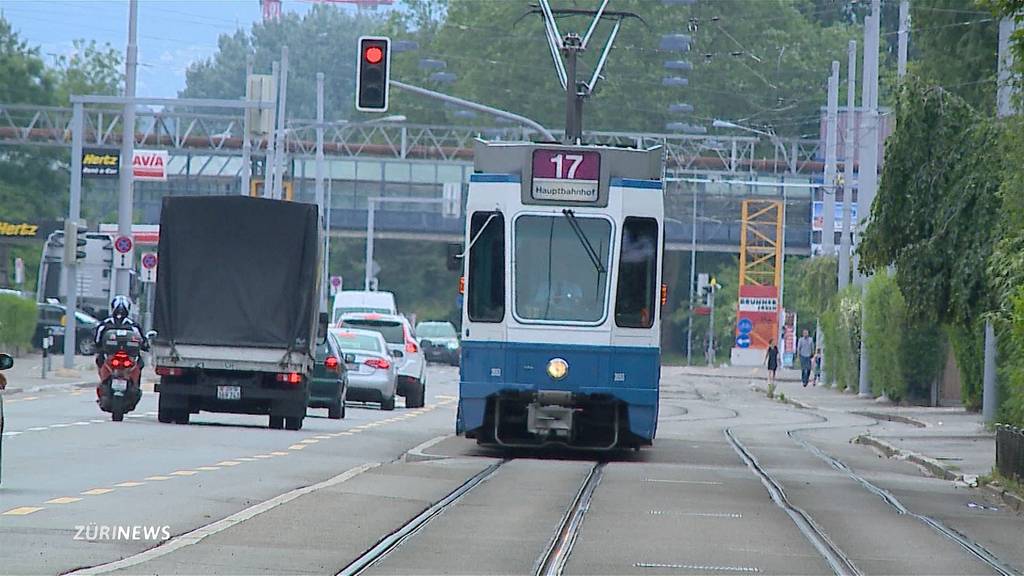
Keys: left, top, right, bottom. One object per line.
{"left": 996, "top": 424, "right": 1024, "bottom": 483}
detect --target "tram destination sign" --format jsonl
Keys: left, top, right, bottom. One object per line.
{"left": 531, "top": 149, "right": 601, "bottom": 202}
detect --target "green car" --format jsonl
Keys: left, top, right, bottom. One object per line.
{"left": 308, "top": 333, "right": 349, "bottom": 419}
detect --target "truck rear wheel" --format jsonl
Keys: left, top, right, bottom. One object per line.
{"left": 269, "top": 415, "right": 284, "bottom": 429}
{"left": 285, "top": 416, "right": 303, "bottom": 431}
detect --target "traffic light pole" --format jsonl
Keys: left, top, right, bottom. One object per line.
{"left": 64, "top": 102, "right": 85, "bottom": 370}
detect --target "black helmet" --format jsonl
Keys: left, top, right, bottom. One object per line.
{"left": 111, "top": 295, "right": 132, "bottom": 320}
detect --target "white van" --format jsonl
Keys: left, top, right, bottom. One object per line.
{"left": 332, "top": 290, "right": 397, "bottom": 324}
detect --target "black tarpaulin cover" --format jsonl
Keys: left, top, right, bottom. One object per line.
{"left": 154, "top": 195, "right": 319, "bottom": 351}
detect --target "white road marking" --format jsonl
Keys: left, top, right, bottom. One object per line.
{"left": 2, "top": 431, "right": 22, "bottom": 437}
{"left": 635, "top": 563, "right": 759, "bottom": 572}
{"left": 67, "top": 462, "right": 379, "bottom": 575}
{"left": 644, "top": 478, "right": 723, "bottom": 486}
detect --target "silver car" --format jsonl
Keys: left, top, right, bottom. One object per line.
{"left": 329, "top": 328, "right": 398, "bottom": 411}
{"left": 338, "top": 313, "right": 427, "bottom": 409}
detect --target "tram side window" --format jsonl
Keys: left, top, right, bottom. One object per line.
{"left": 615, "top": 217, "right": 659, "bottom": 328}
{"left": 467, "top": 211, "right": 505, "bottom": 322}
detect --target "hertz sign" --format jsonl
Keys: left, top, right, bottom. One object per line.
{"left": 82, "top": 149, "right": 120, "bottom": 177}
{"left": 0, "top": 221, "right": 40, "bottom": 238}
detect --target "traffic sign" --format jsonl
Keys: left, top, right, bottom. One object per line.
{"left": 738, "top": 318, "right": 753, "bottom": 334}
{"left": 735, "top": 334, "right": 751, "bottom": 349}
{"left": 113, "top": 235, "right": 134, "bottom": 269}
{"left": 329, "top": 275, "right": 343, "bottom": 296}
{"left": 141, "top": 252, "right": 158, "bottom": 283}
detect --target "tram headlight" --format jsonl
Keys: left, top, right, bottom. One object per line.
{"left": 546, "top": 358, "right": 569, "bottom": 380}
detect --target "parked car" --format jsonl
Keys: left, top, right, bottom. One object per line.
{"left": 33, "top": 303, "right": 99, "bottom": 355}
{"left": 308, "top": 332, "right": 348, "bottom": 419}
{"left": 331, "top": 290, "right": 397, "bottom": 324}
{"left": 330, "top": 328, "right": 398, "bottom": 410}
{"left": 339, "top": 312, "right": 426, "bottom": 408}
{"left": 415, "top": 321, "right": 460, "bottom": 366}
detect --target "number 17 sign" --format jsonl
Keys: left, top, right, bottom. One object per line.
{"left": 531, "top": 149, "right": 601, "bottom": 202}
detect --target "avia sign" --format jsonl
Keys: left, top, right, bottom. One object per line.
{"left": 133, "top": 150, "right": 168, "bottom": 181}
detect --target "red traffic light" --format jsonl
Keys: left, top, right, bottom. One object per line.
{"left": 364, "top": 46, "right": 384, "bottom": 65}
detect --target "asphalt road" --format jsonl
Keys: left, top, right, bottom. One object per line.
{"left": 2, "top": 364, "right": 1023, "bottom": 576}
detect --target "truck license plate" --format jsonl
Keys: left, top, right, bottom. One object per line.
{"left": 217, "top": 385, "right": 241, "bottom": 400}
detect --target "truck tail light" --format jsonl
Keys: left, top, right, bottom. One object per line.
{"left": 365, "top": 358, "right": 391, "bottom": 370}
{"left": 275, "top": 372, "right": 303, "bottom": 384}
{"left": 156, "top": 366, "right": 185, "bottom": 376}
{"left": 324, "top": 355, "right": 340, "bottom": 372}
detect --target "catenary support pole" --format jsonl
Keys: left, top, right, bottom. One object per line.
{"left": 686, "top": 184, "right": 698, "bottom": 366}
{"left": 64, "top": 102, "right": 84, "bottom": 370}
{"left": 857, "top": 0, "right": 881, "bottom": 398}
{"left": 897, "top": 0, "right": 909, "bottom": 78}
{"left": 839, "top": 40, "right": 856, "bottom": 291}
{"left": 365, "top": 202, "right": 375, "bottom": 291}
{"left": 272, "top": 46, "right": 289, "bottom": 200}
{"left": 116, "top": 0, "right": 138, "bottom": 297}
{"left": 315, "top": 72, "right": 326, "bottom": 312}
{"left": 241, "top": 57, "right": 253, "bottom": 197}
{"left": 265, "top": 61, "right": 279, "bottom": 199}
{"left": 822, "top": 61, "right": 839, "bottom": 256}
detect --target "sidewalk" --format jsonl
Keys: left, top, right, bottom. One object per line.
{"left": 742, "top": 367, "right": 994, "bottom": 478}
{"left": 0, "top": 351, "right": 97, "bottom": 395}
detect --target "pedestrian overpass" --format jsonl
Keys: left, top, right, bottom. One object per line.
{"left": 0, "top": 103, "right": 823, "bottom": 254}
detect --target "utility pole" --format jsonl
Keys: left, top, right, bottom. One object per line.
{"left": 822, "top": 61, "right": 839, "bottom": 256}
{"left": 897, "top": 0, "right": 909, "bottom": 78}
{"left": 265, "top": 60, "right": 279, "bottom": 199}
{"left": 839, "top": 40, "right": 856, "bottom": 291}
{"left": 116, "top": 0, "right": 138, "bottom": 297}
{"left": 984, "top": 16, "right": 1019, "bottom": 422}
{"left": 686, "top": 185, "right": 698, "bottom": 366}
{"left": 315, "top": 72, "right": 327, "bottom": 312}
{"left": 706, "top": 286, "right": 716, "bottom": 367}
{"left": 857, "top": 0, "right": 881, "bottom": 398}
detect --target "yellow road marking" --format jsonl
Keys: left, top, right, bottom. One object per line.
{"left": 235, "top": 457, "right": 257, "bottom": 462}
{"left": 3, "top": 506, "right": 44, "bottom": 515}
{"left": 288, "top": 444, "right": 306, "bottom": 450}
{"left": 314, "top": 435, "right": 332, "bottom": 439}
{"left": 195, "top": 466, "right": 220, "bottom": 471}
{"left": 253, "top": 454, "right": 273, "bottom": 459}
{"left": 145, "top": 476, "right": 172, "bottom": 481}
{"left": 340, "top": 432, "right": 354, "bottom": 436}
{"left": 81, "top": 488, "right": 114, "bottom": 495}
{"left": 299, "top": 439, "right": 319, "bottom": 444}
{"left": 216, "top": 461, "right": 241, "bottom": 466}
{"left": 270, "top": 451, "right": 289, "bottom": 456}
{"left": 46, "top": 497, "right": 82, "bottom": 504}
{"left": 22, "top": 396, "right": 39, "bottom": 401}
{"left": 170, "top": 470, "right": 198, "bottom": 476}
{"left": 114, "top": 481, "right": 146, "bottom": 487}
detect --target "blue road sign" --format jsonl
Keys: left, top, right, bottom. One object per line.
{"left": 738, "top": 318, "right": 753, "bottom": 334}
{"left": 736, "top": 334, "right": 751, "bottom": 348}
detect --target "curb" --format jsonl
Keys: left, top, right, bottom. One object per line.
{"left": 404, "top": 434, "right": 452, "bottom": 463}
{"left": 981, "top": 483, "right": 1024, "bottom": 513}
{"left": 853, "top": 434, "right": 960, "bottom": 481}
{"left": 750, "top": 382, "right": 814, "bottom": 410}
{"left": 850, "top": 410, "right": 928, "bottom": 428}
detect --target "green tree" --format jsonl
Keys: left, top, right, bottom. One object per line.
{"left": 181, "top": 6, "right": 384, "bottom": 121}
{"left": 52, "top": 39, "right": 123, "bottom": 105}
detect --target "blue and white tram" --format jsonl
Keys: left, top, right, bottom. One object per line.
{"left": 457, "top": 141, "right": 664, "bottom": 450}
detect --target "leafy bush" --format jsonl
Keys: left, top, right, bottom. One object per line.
{"left": 822, "top": 285, "right": 861, "bottom": 391}
{"left": 947, "top": 318, "right": 985, "bottom": 411}
{"left": 1000, "top": 290, "right": 1024, "bottom": 427}
{"left": 863, "top": 274, "right": 946, "bottom": 402}
{"left": 0, "top": 293, "right": 38, "bottom": 350}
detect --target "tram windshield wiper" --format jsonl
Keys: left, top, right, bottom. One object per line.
{"left": 561, "top": 209, "right": 606, "bottom": 274}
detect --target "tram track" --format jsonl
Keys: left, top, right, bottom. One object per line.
{"left": 534, "top": 462, "right": 606, "bottom": 576}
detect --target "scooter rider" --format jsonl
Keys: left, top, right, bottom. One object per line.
{"left": 94, "top": 295, "right": 149, "bottom": 367}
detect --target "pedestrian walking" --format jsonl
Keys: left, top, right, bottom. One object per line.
{"left": 765, "top": 339, "right": 779, "bottom": 397}
{"left": 797, "top": 329, "right": 814, "bottom": 387}
{"left": 812, "top": 348, "right": 823, "bottom": 386}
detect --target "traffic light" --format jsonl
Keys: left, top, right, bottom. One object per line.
{"left": 356, "top": 36, "right": 391, "bottom": 112}
{"left": 63, "top": 220, "right": 87, "bottom": 263}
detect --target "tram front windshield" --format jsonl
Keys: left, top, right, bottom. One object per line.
{"left": 514, "top": 214, "right": 611, "bottom": 323}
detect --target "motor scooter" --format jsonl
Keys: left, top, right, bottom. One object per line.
{"left": 97, "top": 329, "right": 143, "bottom": 421}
